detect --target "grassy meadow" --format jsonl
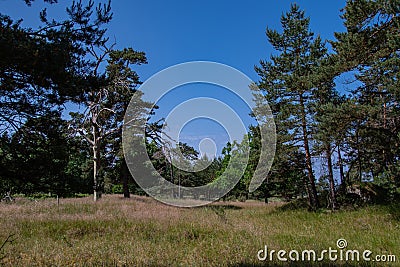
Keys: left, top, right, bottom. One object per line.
{"left": 0, "top": 195, "right": 399, "bottom": 266}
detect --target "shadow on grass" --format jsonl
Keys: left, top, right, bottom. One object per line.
{"left": 131, "top": 195, "right": 155, "bottom": 203}
{"left": 385, "top": 203, "right": 400, "bottom": 221}
{"left": 211, "top": 204, "right": 243, "bottom": 210}
{"left": 274, "top": 198, "right": 309, "bottom": 212}
{"left": 192, "top": 204, "right": 242, "bottom": 224}
{"left": 194, "top": 203, "right": 243, "bottom": 211}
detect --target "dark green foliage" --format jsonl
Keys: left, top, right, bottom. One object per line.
{"left": 0, "top": 112, "right": 92, "bottom": 196}
{"left": 329, "top": 0, "right": 400, "bottom": 200}
{"left": 0, "top": 1, "right": 113, "bottom": 133}
{"left": 147, "top": 140, "right": 217, "bottom": 190}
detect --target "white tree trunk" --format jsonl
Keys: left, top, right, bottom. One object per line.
{"left": 93, "top": 124, "right": 102, "bottom": 202}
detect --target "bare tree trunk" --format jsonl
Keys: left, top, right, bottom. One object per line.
{"left": 300, "top": 94, "right": 319, "bottom": 210}
{"left": 93, "top": 125, "right": 102, "bottom": 202}
{"left": 326, "top": 144, "right": 338, "bottom": 210}
{"left": 93, "top": 145, "right": 101, "bottom": 201}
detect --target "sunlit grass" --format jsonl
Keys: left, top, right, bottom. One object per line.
{"left": 0, "top": 195, "right": 398, "bottom": 266}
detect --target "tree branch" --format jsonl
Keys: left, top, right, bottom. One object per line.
{"left": 77, "top": 129, "right": 94, "bottom": 146}
{"left": 103, "top": 127, "right": 121, "bottom": 139}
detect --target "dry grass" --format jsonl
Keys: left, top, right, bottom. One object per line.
{"left": 0, "top": 195, "right": 398, "bottom": 266}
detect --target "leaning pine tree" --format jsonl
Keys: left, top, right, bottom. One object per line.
{"left": 255, "top": 4, "right": 328, "bottom": 210}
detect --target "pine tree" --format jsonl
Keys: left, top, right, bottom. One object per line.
{"left": 255, "top": 4, "right": 328, "bottom": 210}
{"left": 332, "top": 0, "right": 400, "bottom": 191}
{"left": 0, "top": 1, "right": 113, "bottom": 133}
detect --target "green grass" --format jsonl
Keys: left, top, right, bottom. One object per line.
{"left": 0, "top": 195, "right": 398, "bottom": 266}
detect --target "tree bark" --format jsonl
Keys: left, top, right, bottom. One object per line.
{"left": 121, "top": 160, "right": 130, "bottom": 198}
{"left": 299, "top": 94, "right": 319, "bottom": 210}
{"left": 93, "top": 125, "right": 102, "bottom": 202}
{"left": 264, "top": 186, "right": 270, "bottom": 204}
{"left": 93, "top": 144, "right": 101, "bottom": 201}
{"left": 337, "top": 144, "right": 345, "bottom": 189}
{"left": 356, "top": 128, "right": 362, "bottom": 183}
{"left": 326, "top": 143, "right": 338, "bottom": 210}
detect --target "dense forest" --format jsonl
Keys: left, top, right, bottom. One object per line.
{"left": 0, "top": 0, "right": 399, "bottom": 211}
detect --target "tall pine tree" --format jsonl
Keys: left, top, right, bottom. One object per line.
{"left": 255, "top": 4, "right": 328, "bottom": 210}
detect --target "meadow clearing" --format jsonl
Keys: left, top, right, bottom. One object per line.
{"left": 0, "top": 195, "right": 399, "bottom": 266}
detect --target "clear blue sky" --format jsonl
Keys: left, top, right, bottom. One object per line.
{"left": 109, "top": 1, "right": 347, "bottom": 81}
{"left": 1, "top": 0, "right": 348, "bottom": 157}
